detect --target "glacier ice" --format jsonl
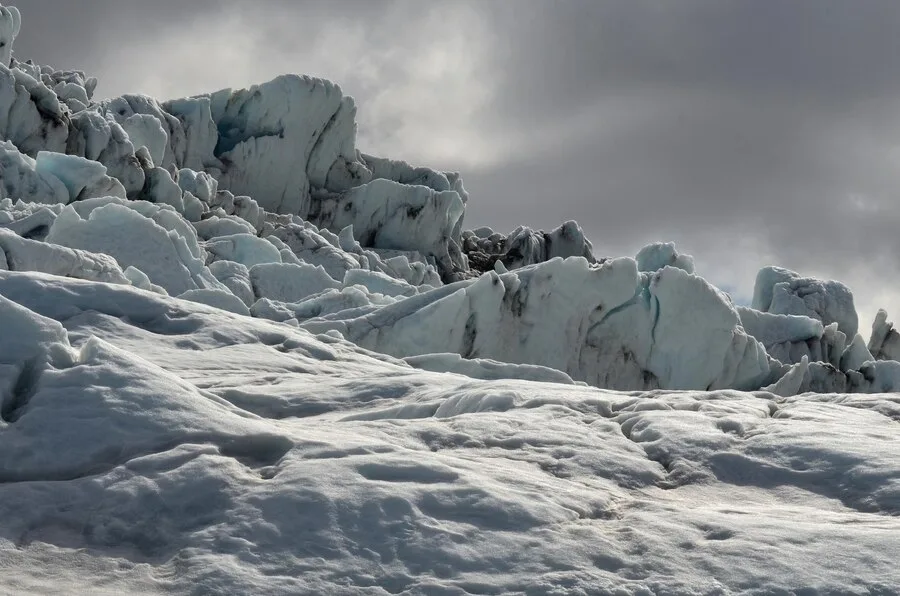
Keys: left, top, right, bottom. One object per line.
{"left": 207, "top": 75, "right": 354, "bottom": 214}
{"left": 1, "top": 270, "right": 899, "bottom": 594}
{"left": 208, "top": 259, "right": 254, "bottom": 306}
{"left": 0, "top": 198, "right": 61, "bottom": 239}
{"left": 0, "top": 290, "right": 65, "bottom": 367}
{"left": 0, "top": 63, "right": 69, "bottom": 157}
{"left": 404, "top": 352, "right": 579, "bottom": 385}
{"left": 204, "top": 233, "right": 283, "bottom": 269}
{"left": 1, "top": 4, "right": 900, "bottom": 592}
{"left": 0, "top": 141, "right": 69, "bottom": 205}
{"left": 297, "top": 257, "right": 770, "bottom": 392}
{"left": 462, "top": 219, "right": 597, "bottom": 274}
{"left": 34, "top": 150, "right": 126, "bottom": 200}
{"left": 0, "top": 7, "right": 892, "bottom": 397}
{"left": 0, "top": 22, "right": 893, "bottom": 397}
{"left": 343, "top": 268, "right": 418, "bottom": 298}
{"left": 869, "top": 308, "right": 900, "bottom": 362}
{"left": 635, "top": 241, "right": 695, "bottom": 274}
{"left": 177, "top": 288, "right": 251, "bottom": 316}
{"left": 100, "top": 93, "right": 213, "bottom": 172}
{"left": 249, "top": 262, "right": 340, "bottom": 304}
{"left": 45, "top": 200, "right": 219, "bottom": 296}
{"left": 0, "top": 227, "right": 129, "bottom": 284}
{"left": 0, "top": 4, "right": 20, "bottom": 67}
{"left": 752, "top": 265, "right": 859, "bottom": 338}
{"left": 310, "top": 178, "right": 466, "bottom": 280}
{"left": 66, "top": 109, "right": 146, "bottom": 196}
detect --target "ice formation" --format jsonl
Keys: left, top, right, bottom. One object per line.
{"left": 1, "top": 4, "right": 899, "bottom": 594}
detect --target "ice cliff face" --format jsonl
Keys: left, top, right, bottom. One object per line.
{"left": 0, "top": 1, "right": 899, "bottom": 396}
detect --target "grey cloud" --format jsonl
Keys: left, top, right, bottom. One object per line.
{"left": 455, "top": 0, "right": 900, "bottom": 322}
{"left": 12, "top": 1, "right": 385, "bottom": 84}
{"left": 481, "top": 0, "right": 900, "bottom": 125}
{"left": 12, "top": 0, "right": 221, "bottom": 65}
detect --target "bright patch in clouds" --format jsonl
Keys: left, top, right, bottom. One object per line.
{"left": 94, "top": 3, "right": 498, "bottom": 169}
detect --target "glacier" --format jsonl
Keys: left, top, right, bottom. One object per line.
{"left": 0, "top": 4, "right": 899, "bottom": 594}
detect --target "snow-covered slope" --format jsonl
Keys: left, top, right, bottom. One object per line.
{"left": 1, "top": 4, "right": 899, "bottom": 594}
{"left": 3, "top": 271, "right": 900, "bottom": 595}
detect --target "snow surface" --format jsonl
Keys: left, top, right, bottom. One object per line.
{"left": 1, "top": 4, "right": 899, "bottom": 593}
{"left": 2, "top": 271, "right": 899, "bottom": 595}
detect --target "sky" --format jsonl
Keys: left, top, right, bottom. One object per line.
{"left": 11, "top": 0, "right": 900, "bottom": 329}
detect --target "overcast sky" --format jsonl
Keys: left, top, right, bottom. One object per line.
{"left": 11, "top": 0, "right": 900, "bottom": 329}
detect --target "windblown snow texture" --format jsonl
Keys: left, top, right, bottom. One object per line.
{"left": 1, "top": 4, "right": 899, "bottom": 594}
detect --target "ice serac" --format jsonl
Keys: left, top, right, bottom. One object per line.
{"left": 738, "top": 306, "right": 825, "bottom": 347}
{"left": 581, "top": 265, "right": 768, "bottom": 390}
{"left": 300, "top": 258, "right": 769, "bottom": 391}
{"left": 0, "top": 4, "right": 20, "bottom": 66}
{"left": 0, "top": 63, "right": 68, "bottom": 156}
{"left": 635, "top": 241, "right": 695, "bottom": 274}
{"left": 842, "top": 332, "right": 875, "bottom": 371}
{"left": 736, "top": 306, "right": 846, "bottom": 367}
{"left": 302, "top": 257, "right": 636, "bottom": 380}
{"left": 647, "top": 266, "right": 769, "bottom": 390}
{"left": 45, "top": 199, "right": 222, "bottom": 296}
{"left": 163, "top": 96, "right": 220, "bottom": 171}
{"left": 360, "top": 153, "right": 469, "bottom": 201}
{"left": 35, "top": 151, "right": 126, "bottom": 200}
{"left": 100, "top": 94, "right": 201, "bottom": 172}
{"left": 9, "top": 56, "right": 96, "bottom": 113}
{"left": 868, "top": 309, "right": 900, "bottom": 362}
{"left": 763, "top": 355, "right": 811, "bottom": 397}
{"left": 357, "top": 153, "right": 470, "bottom": 236}
{"left": 0, "top": 228, "right": 130, "bottom": 285}
{"left": 193, "top": 76, "right": 470, "bottom": 278}
{"left": 204, "top": 75, "right": 353, "bottom": 215}
{"left": 0, "top": 141, "right": 127, "bottom": 205}
{"left": 249, "top": 262, "right": 340, "bottom": 304}
{"left": 752, "top": 266, "right": 859, "bottom": 338}
{"left": 309, "top": 178, "right": 465, "bottom": 279}
{"left": 0, "top": 198, "right": 62, "bottom": 240}
{"left": 463, "top": 220, "right": 597, "bottom": 274}
{"left": 0, "top": 141, "right": 68, "bottom": 205}
{"left": 66, "top": 110, "right": 146, "bottom": 197}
